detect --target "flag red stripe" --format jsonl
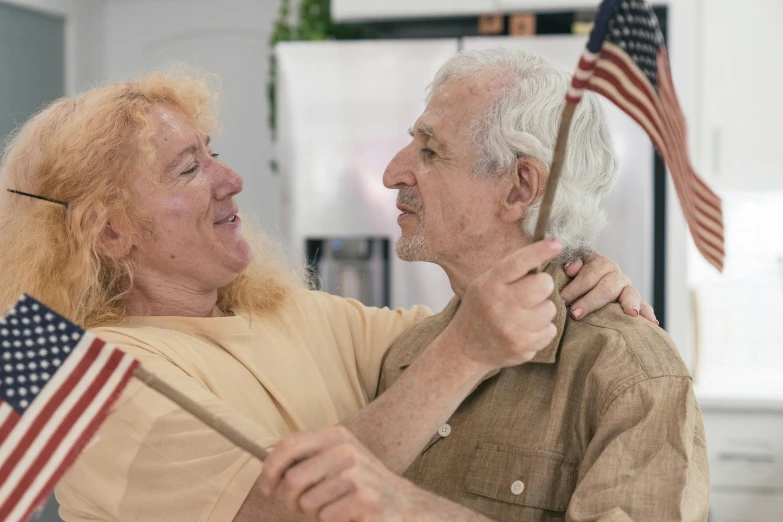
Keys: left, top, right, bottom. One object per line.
{"left": 0, "top": 408, "right": 19, "bottom": 447}
{"left": 20, "top": 360, "right": 139, "bottom": 522}
{"left": 0, "top": 339, "right": 106, "bottom": 484}
{"left": 0, "top": 349, "right": 123, "bottom": 519}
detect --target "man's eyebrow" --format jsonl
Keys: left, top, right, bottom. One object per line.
{"left": 408, "top": 124, "right": 443, "bottom": 148}
{"left": 166, "top": 135, "right": 211, "bottom": 172}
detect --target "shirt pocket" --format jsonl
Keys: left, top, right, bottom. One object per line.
{"left": 463, "top": 443, "right": 578, "bottom": 513}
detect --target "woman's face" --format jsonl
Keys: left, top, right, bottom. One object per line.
{"left": 125, "top": 104, "right": 251, "bottom": 293}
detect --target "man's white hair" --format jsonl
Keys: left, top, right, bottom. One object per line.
{"left": 426, "top": 47, "right": 619, "bottom": 261}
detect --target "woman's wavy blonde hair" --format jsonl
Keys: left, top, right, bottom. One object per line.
{"left": 0, "top": 68, "right": 300, "bottom": 328}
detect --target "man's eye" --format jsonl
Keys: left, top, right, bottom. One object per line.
{"left": 181, "top": 164, "right": 198, "bottom": 176}
{"left": 421, "top": 148, "right": 436, "bottom": 159}
{"left": 210, "top": 153, "right": 220, "bottom": 159}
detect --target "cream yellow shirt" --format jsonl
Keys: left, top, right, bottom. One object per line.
{"left": 54, "top": 288, "right": 430, "bottom": 521}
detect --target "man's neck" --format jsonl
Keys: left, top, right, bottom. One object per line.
{"left": 125, "top": 271, "right": 225, "bottom": 318}
{"left": 439, "top": 234, "right": 532, "bottom": 298}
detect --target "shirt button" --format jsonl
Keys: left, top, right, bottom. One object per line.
{"left": 438, "top": 423, "right": 452, "bottom": 437}
{"left": 511, "top": 480, "right": 525, "bottom": 495}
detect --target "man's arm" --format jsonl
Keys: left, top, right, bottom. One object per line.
{"left": 566, "top": 376, "right": 710, "bottom": 522}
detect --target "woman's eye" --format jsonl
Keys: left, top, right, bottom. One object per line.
{"left": 181, "top": 164, "right": 198, "bottom": 176}
{"left": 421, "top": 148, "right": 436, "bottom": 159}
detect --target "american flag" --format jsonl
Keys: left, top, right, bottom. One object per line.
{"left": 0, "top": 294, "right": 138, "bottom": 522}
{"left": 568, "top": 0, "right": 725, "bottom": 271}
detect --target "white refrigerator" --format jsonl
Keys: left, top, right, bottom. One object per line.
{"left": 276, "top": 36, "right": 654, "bottom": 312}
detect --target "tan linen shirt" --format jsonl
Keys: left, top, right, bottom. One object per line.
{"left": 379, "top": 267, "right": 710, "bottom": 522}
{"left": 54, "top": 288, "right": 430, "bottom": 522}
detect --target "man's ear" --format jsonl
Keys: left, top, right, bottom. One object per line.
{"left": 98, "top": 219, "right": 133, "bottom": 260}
{"left": 500, "top": 156, "right": 547, "bottom": 223}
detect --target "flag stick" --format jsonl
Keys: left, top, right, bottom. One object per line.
{"left": 134, "top": 366, "right": 269, "bottom": 461}
{"left": 529, "top": 103, "right": 577, "bottom": 274}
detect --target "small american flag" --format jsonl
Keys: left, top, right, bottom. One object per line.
{"left": 568, "top": 0, "right": 725, "bottom": 271}
{"left": 0, "top": 294, "right": 138, "bottom": 522}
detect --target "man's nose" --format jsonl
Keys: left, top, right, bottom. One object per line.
{"left": 383, "top": 146, "right": 417, "bottom": 189}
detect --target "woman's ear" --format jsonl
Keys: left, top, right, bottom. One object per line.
{"left": 98, "top": 220, "right": 133, "bottom": 259}
{"left": 500, "top": 156, "right": 548, "bottom": 223}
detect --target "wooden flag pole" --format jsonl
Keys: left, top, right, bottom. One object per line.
{"left": 134, "top": 366, "right": 269, "bottom": 461}
{"left": 529, "top": 103, "right": 577, "bottom": 274}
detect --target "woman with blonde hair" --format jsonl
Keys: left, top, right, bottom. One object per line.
{"left": 0, "top": 69, "right": 650, "bottom": 521}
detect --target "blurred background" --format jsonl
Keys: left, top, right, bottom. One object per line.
{"left": 0, "top": 0, "right": 781, "bottom": 520}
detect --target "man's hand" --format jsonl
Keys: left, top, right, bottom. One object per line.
{"left": 561, "top": 253, "right": 658, "bottom": 323}
{"left": 443, "top": 239, "right": 562, "bottom": 370}
{"left": 259, "top": 426, "right": 424, "bottom": 522}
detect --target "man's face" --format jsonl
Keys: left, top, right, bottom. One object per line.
{"left": 383, "top": 73, "right": 509, "bottom": 264}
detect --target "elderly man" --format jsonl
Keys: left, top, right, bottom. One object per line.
{"left": 260, "top": 48, "right": 709, "bottom": 521}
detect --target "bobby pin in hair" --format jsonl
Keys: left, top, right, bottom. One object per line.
{"left": 7, "top": 189, "right": 68, "bottom": 208}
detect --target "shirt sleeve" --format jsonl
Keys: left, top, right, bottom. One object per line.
{"left": 55, "top": 336, "right": 279, "bottom": 522}
{"left": 336, "top": 296, "right": 431, "bottom": 401}
{"left": 566, "top": 376, "right": 710, "bottom": 522}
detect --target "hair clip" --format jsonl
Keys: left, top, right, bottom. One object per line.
{"left": 7, "top": 189, "right": 68, "bottom": 208}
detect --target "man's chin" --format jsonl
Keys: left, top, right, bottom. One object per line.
{"left": 395, "top": 236, "right": 434, "bottom": 262}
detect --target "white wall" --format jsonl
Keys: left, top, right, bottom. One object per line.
{"left": 101, "top": 0, "right": 282, "bottom": 232}
{"left": 1, "top": 0, "right": 105, "bottom": 94}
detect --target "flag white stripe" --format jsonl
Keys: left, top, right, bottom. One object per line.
{"left": 9, "top": 353, "right": 135, "bottom": 522}
{"left": 0, "top": 402, "right": 13, "bottom": 427}
{"left": 0, "top": 333, "right": 94, "bottom": 467}
{"left": 567, "top": 87, "right": 585, "bottom": 100}
{"left": 0, "top": 334, "right": 111, "bottom": 507}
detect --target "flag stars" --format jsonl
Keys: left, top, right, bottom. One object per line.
{"left": 6, "top": 389, "right": 14, "bottom": 397}
{"left": 41, "top": 361, "right": 50, "bottom": 369}
{"left": 2, "top": 341, "right": 9, "bottom": 349}
{"left": 4, "top": 376, "right": 13, "bottom": 385}
{"left": 45, "top": 313, "right": 54, "bottom": 321}
{"left": 52, "top": 359, "right": 61, "bottom": 367}
{"left": 19, "top": 400, "right": 28, "bottom": 408}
